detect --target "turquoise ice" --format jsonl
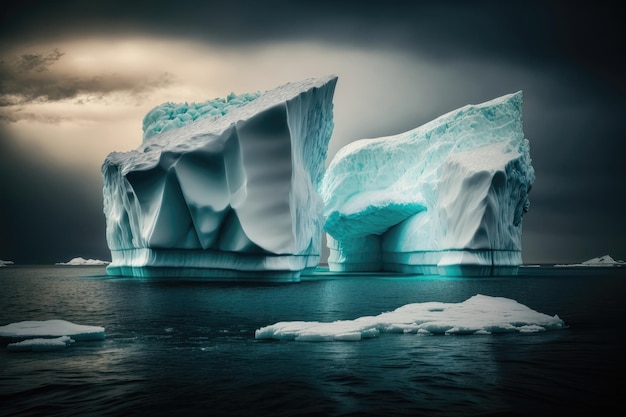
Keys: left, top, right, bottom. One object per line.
{"left": 321, "top": 92, "right": 534, "bottom": 276}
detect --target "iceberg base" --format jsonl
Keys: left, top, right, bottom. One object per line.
{"left": 106, "top": 266, "right": 304, "bottom": 281}
{"left": 383, "top": 263, "right": 440, "bottom": 275}
{"left": 436, "top": 264, "right": 519, "bottom": 276}
{"left": 326, "top": 249, "right": 521, "bottom": 276}
{"left": 106, "top": 249, "right": 319, "bottom": 282}
{"left": 436, "top": 250, "right": 521, "bottom": 276}
{"left": 327, "top": 261, "right": 383, "bottom": 272}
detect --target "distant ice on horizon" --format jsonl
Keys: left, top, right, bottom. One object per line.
{"left": 55, "top": 257, "right": 110, "bottom": 266}
{"left": 0, "top": 259, "right": 14, "bottom": 267}
{"left": 555, "top": 254, "right": 625, "bottom": 267}
{"left": 255, "top": 294, "right": 565, "bottom": 342}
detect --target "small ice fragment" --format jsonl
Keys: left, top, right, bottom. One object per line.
{"left": 7, "top": 336, "right": 74, "bottom": 352}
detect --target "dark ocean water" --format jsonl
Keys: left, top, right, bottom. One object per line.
{"left": 0, "top": 265, "right": 624, "bottom": 417}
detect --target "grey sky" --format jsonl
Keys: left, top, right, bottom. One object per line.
{"left": 1, "top": 0, "right": 624, "bottom": 264}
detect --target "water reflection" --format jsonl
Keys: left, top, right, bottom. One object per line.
{"left": 2, "top": 266, "right": 623, "bottom": 416}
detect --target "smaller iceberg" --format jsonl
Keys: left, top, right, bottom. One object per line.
{"left": 55, "top": 257, "right": 110, "bottom": 266}
{"left": 7, "top": 336, "right": 74, "bottom": 352}
{"left": 0, "top": 320, "right": 105, "bottom": 351}
{"left": 0, "top": 260, "right": 14, "bottom": 267}
{"left": 255, "top": 295, "right": 565, "bottom": 342}
{"left": 321, "top": 91, "right": 534, "bottom": 276}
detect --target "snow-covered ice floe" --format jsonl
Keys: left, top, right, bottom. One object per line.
{"left": 0, "top": 320, "right": 105, "bottom": 351}
{"left": 321, "top": 92, "right": 534, "bottom": 276}
{"left": 255, "top": 295, "right": 565, "bottom": 342}
{"left": 0, "top": 259, "right": 14, "bottom": 267}
{"left": 102, "top": 75, "right": 337, "bottom": 281}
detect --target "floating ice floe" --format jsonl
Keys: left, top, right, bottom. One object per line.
{"left": 7, "top": 336, "right": 74, "bottom": 352}
{"left": 0, "top": 319, "right": 105, "bottom": 340}
{"left": 0, "top": 259, "right": 14, "bottom": 267}
{"left": 255, "top": 294, "right": 565, "bottom": 342}
{"left": 0, "top": 320, "right": 105, "bottom": 351}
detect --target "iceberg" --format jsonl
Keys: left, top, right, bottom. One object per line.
{"left": 0, "top": 259, "right": 14, "bottom": 267}
{"left": 102, "top": 76, "right": 337, "bottom": 281}
{"left": 321, "top": 91, "right": 534, "bottom": 276}
{"left": 55, "top": 257, "right": 110, "bottom": 266}
{"left": 0, "top": 320, "right": 105, "bottom": 341}
{"left": 255, "top": 294, "right": 565, "bottom": 342}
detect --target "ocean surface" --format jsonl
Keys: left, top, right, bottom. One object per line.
{"left": 0, "top": 265, "right": 624, "bottom": 417}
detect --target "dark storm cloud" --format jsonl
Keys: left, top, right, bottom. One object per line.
{"left": 13, "top": 48, "right": 64, "bottom": 72}
{"left": 0, "top": 48, "right": 174, "bottom": 121}
{"left": 2, "top": 1, "right": 623, "bottom": 84}
{"left": 3, "top": 1, "right": 624, "bottom": 104}
{"left": 0, "top": 128, "right": 109, "bottom": 263}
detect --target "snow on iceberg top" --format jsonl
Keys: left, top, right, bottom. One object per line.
{"left": 255, "top": 294, "right": 565, "bottom": 342}
{"left": 142, "top": 90, "right": 262, "bottom": 141}
{"left": 0, "top": 320, "right": 105, "bottom": 341}
{"left": 445, "top": 142, "right": 522, "bottom": 172}
{"left": 55, "top": 257, "right": 110, "bottom": 266}
{"left": 332, "top": 91, "right": 525, "bottom": 161}
{"left": 105, "top": 75, "right": 338, "bottom": 174}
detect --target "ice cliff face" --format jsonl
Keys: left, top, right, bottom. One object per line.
{"left": 102, "top": 75, "right": 337, "bottom": 280}
{"left": 321, "top": 92, "right": 534, "bottom": 276}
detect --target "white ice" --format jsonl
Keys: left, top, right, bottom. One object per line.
{"left": 0, "top": 259, "right": 14, "bottom": 267}
{"left": 0, "top": 319, "right": 105, "bottom": 341}
{"left": 555, "top": 254, "right": 625, "bottom": 267}
{"left": 321, "top": 92, "right": 534, "bottom": 276}
{"left": 255, "top": 294, "right": 564, "bottom": 342}
{"left": 55, "top": 257, "right": 110, "bottom": 266}
{"left": 102, "top": 75, "right": 337, "bottom": 280}
{"left": 7, "top": 336, "right": 74, "bottom": 352}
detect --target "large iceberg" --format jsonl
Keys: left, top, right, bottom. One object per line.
{"left": 321, "top": 91, "right": 534, "bottom": 276}
{"left": 102, "top": 76, "right": 337, "bottom": 281}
